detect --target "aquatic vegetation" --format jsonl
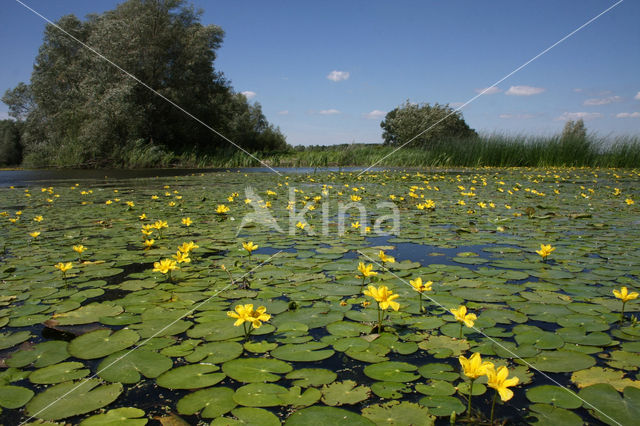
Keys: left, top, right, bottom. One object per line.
{"left": 2, "top": 167, "right": 640, "bottom": 424}
{"left": 535, "top": 243, "right": 556, "bottom": 261}
{"left": 614, "top": 286, "right": 639, "bottom": 323}
{"left": 242, "top": 241, "right": 258, "bottom": 255}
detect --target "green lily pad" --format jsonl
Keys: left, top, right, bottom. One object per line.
{"left": 418, "top": 363, "right": 460, "bottom": 382}
{"left": 51, "top": 303, "right": 123, "bottom": 325}
{"left": 285, "top": 368, "right": 337, "bottom": 387}
{"left": 322, "top": 380, "right": 371, "bottom": 406}
{"left": 326, "top": 321, "right": 371, "bottom": 337}
{"left": 579, "top": 384, "right": 640, "bottom": 426}
{"left": 418, "top": 335, "right": 469, "bottom": 357}
{"left": 213, "top": 407, "right": 281, "bottom": 426}
{"left": 415, "top": 380, "right": 456, "bottom": 396}
{"left": 362, "top": 401, "right": 434, "bottom": 425}
{"left": 177, "top": 387, "right": 236, "bottom": 418}
{"left": 6, "top": 340, "right": 69, "bottom": 368}
{"left": 244, "top": 341, "right": 278, "bottom": 353}
{"left": 0, "top": 385, "right": 34, "bottom": 409}
{"left": 524, "top": 350, "right": 595, "bottom": 373}
{"left": 528, "top": 403, "right": 583, "bottom": 426}
{"left": 0, "top": 331, "right": 31, "bottom": 350}
{"left": 25, "top": 379, "right": 123, "bottom": 420}
{"left": 222, "top": 358, "right": 293, "bottom": 383}
{"left": 271, "top": 342, "right": 335, "bottom": 362}
{"left": 29, "top": 361, "right": 90, "bottom": 384}
{"left": 157, "top": 364, "right": 225, "bottom": 389}
{"left": 97, "top": 349, "right": 173, "bottom": 383}
{"left": 277, "top": 386, "right": 322, "bottom": 407}
{"left": 363, "top": 361, "right": 419, "bottom": 382}
{"left": 525, "top": 385, "right": 583, "bottom": 409}
{"left": 571, "top": 367, "right": 640, "bottom": 392}
{"left": 233, "top": 383, "right": 287, "bottom": 407}
{"left": 418, "top": 395, "right": 466, "bottom": 416}
{"left": 79, "top": 407, "right": 148, "bottom": 426}
{"left": 284, "top": 406, "right": 375, "bottom": 425}
{"left": 68, "top": 328, "right": 140, "bottom": 359}
{"left": 185, "top": 341, "right": 244, "bottom": 364}
{"left": 370, "top": 381, "right": 411, "bottom": 399}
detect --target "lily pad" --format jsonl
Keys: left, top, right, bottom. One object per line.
{"left": 525, "top": 385, "right": 583, "bottom": 409}
{"left": 6, "top": 340, "right": 69, "bottom": 368}
{"left": 523, "top": 350, "right": 595, "bottom": 373}
{"left": 177, "top": 387, "right": 236, "bottom": 418}
{"left": 51, "top": 303, "right": 123, "bottom": 325}
{"left": 418, "top": 395, "right": 465, "bottom": 416}
{"left": 579, "top": 384, "right": 640, "bottom": 426}
{"left": 571, "top": 366, "right": 640, "bottom": 392}
{"left": 185, "top": 341, "right": 244, "bottom": 364}
{"left": 284, "top": 406, "right": 375, "bottom": 425}
{"left": 271, "top": 342, "right": 335, "bottom": 362}
{"left": 0, "top": 331, "right": 31, "bottom": 350}
{"left": 285, "top": 368, "right": 337, "bottom": 387}
{"left": 68, "top": 328, "right": 140, "bottom": 359}
{"left": 97, "top": 349, "right": 173, "bottom": 383}
{"left": 528, "top": 403, "right": 583, "bottom": 426}
{"left": 322, "top": 380, "right": 371, "bottom": 406}
{"left": 25, "top": 379, "right": 123, "bottom": 420}
{"left": 363, "top": 361, "right": 419, "bottom": 382}
{"left": 157, "top": 364, "right": 225, "bottom": 389}
{"left": 362, "top": 401, "right": 434, "bottom": 425}
{"left": 29, "top": 361, "right": 90, "bottom": 384}
{"left": 222, "top": 358, "right": 293, "bottom": 383}
{"left": 277, "top": 386, "right": 322, "bottom": 407}
{"left": 0, "top": 385, "right": 34, "bottom": 409}
{"left": 233, "top": 383, "right": 287, "bottom": 407}
{"left": 79, "top": 407, "right": 148, "bottom": 426}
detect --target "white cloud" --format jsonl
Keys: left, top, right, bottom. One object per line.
{"left": 557, "top": 112, "right": 602, "bottom": 121}
{"left": 635, "top": 92, "right": 640, "bottom": 100}
{"left": 318, "top": 109, "right": 341, "bottom": 115}
{"left": 241, "top": 91, "right": 256, "bottom": 100}
{"left": 364, "top": 110, "right": 386, "bottom": 120}
{"left": 583, "top": 96, "right": 622, "bottom": 106}
{"left": 499, "top": 113, "right": 535, "bottom": 119}
{"left": 505, "top": 85, "right": 546, "bottom": 96}
{"left": 475, "top": 86, "right": 501, "bottom": 95}
{"left": 277, "top": 110, "right": 289, "bottom": 115}
{"left": 326, "top": 70, "right": 350, "bottom": 82}
{"left": 616, "top": 112, "right": 640, "bottom": 118}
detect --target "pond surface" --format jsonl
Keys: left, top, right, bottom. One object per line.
{"left": 0, "top": 168, "right": 639, "bottom": 425}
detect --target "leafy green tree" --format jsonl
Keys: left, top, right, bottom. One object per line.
{"left": 561, "top": 119, "right": 587, "bottom": 142}
{"left": 2, "top": 0, "right": 286, "bottom": 167}
{"left": 380, "top": 101, "right": 477, "bottom": 147}
{"left": 0, "top": 120, "right": 22, "bottom": 166}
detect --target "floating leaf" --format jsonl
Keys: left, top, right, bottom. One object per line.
{"left": 157, "top": 364, "right": 225, "bottom": 389}
{"left": 51, "top": 303, "right": 123, "bottom": 325}
{"left": 6, "top": 340, "right": 69, "bottom": 368}
{"left": 79, "top": 407, "right": 148, "bottom": 426}
{"left": 0, "top": 331, "right": 31, "bottom": 350}
{"left": 579, "top": 384, "right": 640, "bottom": 426}
{"left": 362, "top": 401, "right": 434, "bottom": 425}
{"left": 525, "top": 385, "right": 583, "bottom": 409}
{"left": 233, "top": 383, "right": 287, "bottom": 407}
{"left": 222, "top": 358, "right": 292, "bottom": 383}
{"left": 68, "top": 328, "right": 140, "bottom": 359}
{"left": 177, "top": 387, "right": 236, "bottom": 418}
{"left": 97, "top": 349, "right": 172, "bottom": 383}
{"left": 284, "top": 406, "right": 375, "bottom": 425}
{"left": 277, "top": 386, "right": 321, "bottom": 407}
{"left": 25, "top": 379, "right": 123, "bottom": 420}
{"left": 271, "top": 342, "right": 335, "bottom": 362}
{"left": 285, "top": 368, "right": 337, "bottom": 387}
{"left": 363, "top": 361, "right": 419, "bottom": 382}
{"left": 523, "top": 350, "right": 595, "bottom": 373}
{"left": 0, "top": 385, "right": 34, "bottom": 409}
{"left": 528, "top": 403, "right": 583, "bottom": 426}
{"left": 418, "top": 395, "right": 465, "bottom": 416}
{"left": 571, "top": 367, "right": 640, "bottom": 392}
{"left": 321, "top": 380, "right": 371, "bottom": 406}
{"left": 29, "top": 361, "right": 90, "bottom": 384}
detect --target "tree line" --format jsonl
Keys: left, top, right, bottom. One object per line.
{"left": 1, "top": 0, "right": 287, "bottom": 167}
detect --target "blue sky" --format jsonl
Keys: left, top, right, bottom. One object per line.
{"left": 1, "top": 0, "right": 639, "bottom": 146}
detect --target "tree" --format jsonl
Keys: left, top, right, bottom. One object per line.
{"left": 561, "top": 119, "right": 587, "bottom": 142}
{"left": 2, "top": 0, "right": 285, "bottom": 167}
{"left": 0, "top": 120, "right": 22, "bottom": 166}
{"left": 380, "top": 101, "right": 477, "bottom": 147}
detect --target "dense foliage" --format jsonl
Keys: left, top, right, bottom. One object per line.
{"left": 1, "top": 0, "right": 286, "bottom": 167}
{"left": 0, "top": 120, "right": 22, "bottom": 166}
{"left": 380, "top": 101, "right": 478, "bottom": 148}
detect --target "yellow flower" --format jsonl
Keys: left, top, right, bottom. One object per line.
{"left": 151, "top": 195, "right": 159, "bottom": 200}
{"left": 55, "top": 262, "right": 73, "bottom": 273}
{"left": 227, "top": 304, "right": 270, "bottom": 328}
{"left": 339, "top": 300, "right": 348, "bottom": 307}
{"left": 139, "top": 213, "right": 147, "bottom": 220}
{"left": 172, "top": 250, "right": 191, "bottom": 264}
{"left": 126, "top": 201, "right": 135, "bottom": 207}
{"left": 350, "top": 195, "right": 362, "bottom": 202}
{"left": 105, "top": 200, "right": 113, "bottom": 205}
{"left": 613, "top": 286, "right": 639, "bottom": 303}
{"left": 459, "top": 352, "right": 493, "bottom": 379}
{"left": 153, "top": 259, "right": 179, "bottom": 274}
{"left": 357, "top": 262, "right": 378, "bottom": 278}
{"left": 296, "top": 221, "right": 306, "bottom": 230}
{"left": 626, "top": 198, "right": 634, "bottom": 205}
{"left": 242, "top": 241, "right": 258, "bottom": 254}
{"left": 365, "top": 226, "right": 371, "bottom": 233}
{"left": 363, "top": 285, "right": 400, "bottom": 311}
{"left": 216, "top": 204, "right": 230, "bottom": 214}
{"left": 168, "top": 201, "right": 176, "bottom": 207}
{"left": 33, "top": 215, "right": 43, "bottom": 222}
{"left": 143, "top": 239, "right": 155, "bottom": 249}
{"left": 153, "top": 220, "right": 168, "bottom": 230}
{"left": 378, "top": 250, "right": 395, "bottom": 264}
{"left": 29, "top": 231, "right": 41, "bottom": 238}
{"left": 361, "top": 300, "right": 371, "bottom": 308}
{"left": 451, "top": 305, "right": 477, "bottom": 328}
{"left": 351, "top": 221, "right": 361, "bottom": 229}
{"left": 73, "top": 245, "right": 87, "bottom": 254}
{"left": 141, "top": 229, "right": 154, "bottom": 237}
{"left": 409, "top": 277, "right": 432, "bottom": 293}
{"left": 178, "top": 241, "right": 199, "bottom": 254}
{"left": 181, "top": 217, "right": 193, "bottom": 226}
{"left": 485, "top": 365, "right": 519, "bottom": 402}
{"left": 535, "top": 244, "right": 556, "bottom": 260}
